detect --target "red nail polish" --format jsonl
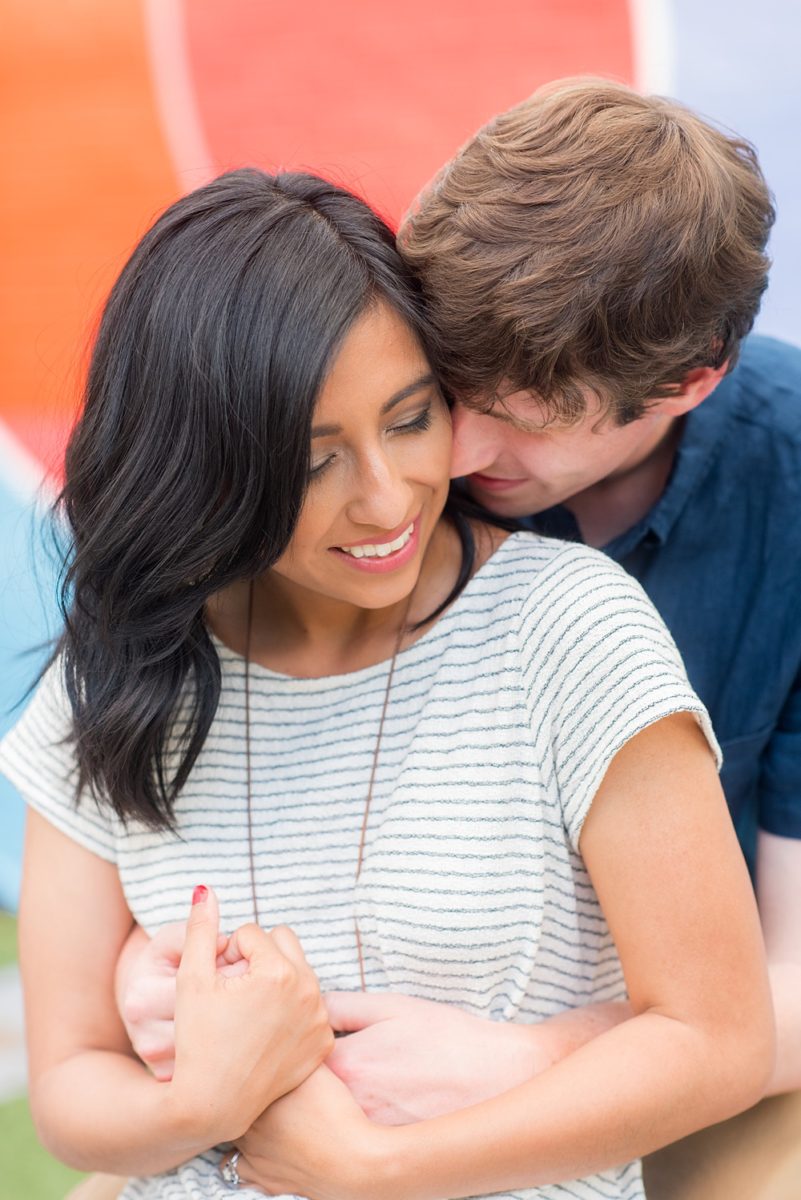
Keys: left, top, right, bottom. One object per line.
{"left": 192, "top": 885, "right": 208, "bottom": 905}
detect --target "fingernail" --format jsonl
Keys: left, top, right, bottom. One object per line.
{"left": 192, "top": 885, "right": 208, "bottom": 906}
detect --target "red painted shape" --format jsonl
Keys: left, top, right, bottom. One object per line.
{"left": 186, "top": 0, "right": 634, "bottom": 225}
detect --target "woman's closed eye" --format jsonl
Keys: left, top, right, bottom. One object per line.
{"left": 392, "top": 404, "right": 433, "bottom": 436}
{"left": 308, "top": 404, "right": 434, "bottom": 480}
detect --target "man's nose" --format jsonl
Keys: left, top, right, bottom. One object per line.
{"left": 449, "top": 404, "right": 498, "bottom": 479}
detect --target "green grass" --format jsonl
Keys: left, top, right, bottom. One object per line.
{"left": 0, "top": 1095, "right": 85, "bottom": 1199}
{"left": 0, "top": 911, "right": 18, "bottom": 967}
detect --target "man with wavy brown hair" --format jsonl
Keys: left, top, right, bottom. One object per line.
{"left": 395, "top": 78, "right": 801, "bottom": 1198}
{"left": 100, "top": 79, "right": 799, "bottom": 1200}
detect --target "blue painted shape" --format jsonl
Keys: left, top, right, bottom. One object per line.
{"left": 671, "top": 0, "right": 801, "bottom": 348}
{"left": 0, "top": 483, "right": 59, "bottom": 911}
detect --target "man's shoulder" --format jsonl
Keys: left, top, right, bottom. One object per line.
{"left": 729, "top": 335, "right": 801, "bottom": 437}
{"left": 738, "top": 333, "right": 801, "bottom": 380}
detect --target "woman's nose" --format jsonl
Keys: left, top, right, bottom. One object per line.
{"left": 348, "top": 450, "right": 414, "bottom": 530}
{"left": 449, "top": 404, "right": 498, "bottom": 478}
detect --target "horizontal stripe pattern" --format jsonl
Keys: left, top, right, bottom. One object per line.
{"left": 0, "top": 533, "right": 718, "bottom": 1200}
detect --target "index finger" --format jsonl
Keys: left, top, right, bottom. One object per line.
{"left": 176, "top": 884, "right": 220, "bottom": 984}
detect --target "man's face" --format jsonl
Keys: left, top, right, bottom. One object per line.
{"left": 450, "top": 388, "right": 676, "bottom": 518}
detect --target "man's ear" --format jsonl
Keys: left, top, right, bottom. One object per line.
{"left": 657, "top": 362, "right": 730, "bottom": 417}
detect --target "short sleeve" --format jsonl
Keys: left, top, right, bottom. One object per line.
{"left": 519, "top": 545, "right": 721, "bottom": 851}
{"left": 0, "top": 659, "right": 117, "bottom": 862}
{"left": 759, "top": 666, "right": 801, "bottom": 838}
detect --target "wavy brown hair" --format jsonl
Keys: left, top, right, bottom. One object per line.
{"left": 401, "top": 77, "right": 775, "bottom": 424}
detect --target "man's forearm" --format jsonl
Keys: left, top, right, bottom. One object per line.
{"left": 766, "top": 962, "right": 801, "bottom": 1094}
{"left": 521, "top": 1000, "right": 633, "bottom": 1073}
{"left": 755, "top": 831, "right": 801, "bottom": 1095}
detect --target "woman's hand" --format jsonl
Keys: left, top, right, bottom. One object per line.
{"left": 229, "top": 1066, "right": 390, "bottom": 1200}
{"left": 324, "top": 991, "right": 631, "bottom": 1124}
{"left": 167, "top": 886, "right": 334, "bottom": 1144}
{"left": 116, "top": 918, "right": 247, "bottom": 1080}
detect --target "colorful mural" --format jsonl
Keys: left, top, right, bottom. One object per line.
{"left": 1, "top": 0, "right": 799, "bottom": 906}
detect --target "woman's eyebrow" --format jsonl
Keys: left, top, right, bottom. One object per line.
{"left": 311, "top": 373, "right": 435, "bottom": 438}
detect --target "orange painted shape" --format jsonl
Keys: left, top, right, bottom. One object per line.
{"left": 186, "top": 0, "right": 634, "bottom": 224}
{"left": 0, "top": 0, "right": 179, "bottom": 472}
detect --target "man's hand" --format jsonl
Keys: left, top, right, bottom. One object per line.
{"left": 324, "top": 991, "right": 631, "bottom": 1124}
{"left": 116, "top": 918, "right": 248, "bottom": 1079}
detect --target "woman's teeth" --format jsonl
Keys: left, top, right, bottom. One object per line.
{"left": 339, "top": 523, "right": 414, "bottom": 559}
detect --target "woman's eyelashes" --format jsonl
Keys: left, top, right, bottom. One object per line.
{"left": 308, "top": 404, "right": 434, "bottom": 480}
{"left": 396, "top": 405, "right": 433, "bottom": 435}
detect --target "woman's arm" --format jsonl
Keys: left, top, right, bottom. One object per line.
{"left": 119, "top": 926, "right": 631, "bottom": 1120}
{"left": 231, "top": 712, "right": 775, "bottom": 1199}
{"left": 20, "top": 810, "right": 333, "bottom": 1176}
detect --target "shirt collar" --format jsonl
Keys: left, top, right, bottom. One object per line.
{"left": 603, "top": 364, "right": 743, "bottom": 556}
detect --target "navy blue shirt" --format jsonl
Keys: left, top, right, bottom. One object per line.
{"left": 525, "top": 336, "right": 801, "bottom": 874}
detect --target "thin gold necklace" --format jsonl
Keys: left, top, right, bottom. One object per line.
{"left": 242, "top": 580, "right": 410, "bottom": 990}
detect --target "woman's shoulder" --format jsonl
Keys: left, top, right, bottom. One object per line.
{"left": 466, "top": 527, "right": 677, "bottom": 671}
{"left": 0, "top": 655, "right": 119, "bottom": 863}
{"left": 469, "top": 526, "right": 638, "bottom": 608}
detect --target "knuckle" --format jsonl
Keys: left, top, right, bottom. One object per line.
{"left": 238, "top": 921, "right": 262, "bottom": 940}
{"left": 120, "top": 990, "right": 145, "bottom": 1026}
{"left": 270, "top": 958, "right": 295, "bottom": 990}
{"left": 138, "top": 1038, "right": 171, "bottom": 1064}
{"left": 271, "top": 924, "right": 304, "bottom": 960}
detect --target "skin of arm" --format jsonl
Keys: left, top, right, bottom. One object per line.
{"left": 20, "top": 811, "right": 333, "bottom": 1175}
{"left": 229, "top": 712, "right": 775, "bottom": 1200}
{"left": 322, "top": 836, "right": 801, "bottom": 1117}
{"left": 117, "top": 919, "right": 631, "bottom": 1115}
{"left": 118, "top": 837, "right": 801, "bottom": 1120}
{"left": 756, "top": 829, "right": 801, "bottom": 1094}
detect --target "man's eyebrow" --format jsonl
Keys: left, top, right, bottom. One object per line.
{"left": 311, "top": 373, "right": 435, "bottom": 438}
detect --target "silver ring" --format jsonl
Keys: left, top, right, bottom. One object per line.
{"left": 221, "top": 1149, "right": 241, "bottom": 1188}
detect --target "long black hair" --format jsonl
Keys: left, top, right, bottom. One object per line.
{"left": 54, "top": 168, "right": 479, "bottom": 830}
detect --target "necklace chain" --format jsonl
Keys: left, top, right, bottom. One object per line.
{"left": 243, "top": 580, "right": 260, "bottom": 926}
{"left": 352, "top": 601, "right": 409, "bottom": 989}
{"left": 243, "top": 580, "right": 410, "bottom": 990}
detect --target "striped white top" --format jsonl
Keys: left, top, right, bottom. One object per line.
{"left": 0, "top": 533, "right": 719, "bottom": 1200}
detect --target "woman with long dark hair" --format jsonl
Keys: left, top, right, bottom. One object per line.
{"left": 0, "top": 170, "right": 772, "bottom": 1200}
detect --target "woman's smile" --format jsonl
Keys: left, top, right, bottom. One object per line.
{"left": 330, "top": 516, "right": 419, "bottom": 571}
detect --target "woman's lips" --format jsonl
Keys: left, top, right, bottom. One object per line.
{"left": 329, "top": 518, "right": 421, "bottom": 574}
{"left": 469, "top": 473, "right": 528, "bottom": 493}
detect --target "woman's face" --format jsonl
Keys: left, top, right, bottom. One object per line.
{"left": 270, "top": 301, "right": 452, "bottom": 611}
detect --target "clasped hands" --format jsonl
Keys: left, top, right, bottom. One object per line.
{"left": 118, "top": 902, "right": 628, "bottom": 1197}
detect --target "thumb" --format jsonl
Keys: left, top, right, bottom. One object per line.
{"left": 324, "top": 990, "right": 405, "bottom": 1032}
{"left": 177, "top": 884, "right": 220, "bottom": 982}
